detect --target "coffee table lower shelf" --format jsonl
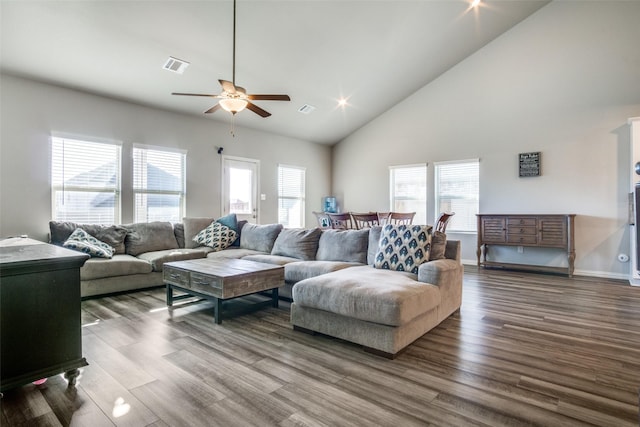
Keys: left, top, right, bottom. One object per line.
{"left": 166, "top": 284, "right": 279, "bottom": 324}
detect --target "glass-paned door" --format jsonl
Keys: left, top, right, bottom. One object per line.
{"left": 222, "top": 156, "right": 259, "bottom": 222}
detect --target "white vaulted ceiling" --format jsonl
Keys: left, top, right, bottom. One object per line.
{"left": 0, "top": 0, "right": 549, "bottom": 145}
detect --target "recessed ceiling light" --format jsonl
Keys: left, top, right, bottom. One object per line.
{"left": 163, "top": 57, "right": 189, "bottom": 74}
{"left": 337, "top": 98, "right": 348, "bottom": 107}
{"left": 471, "top": 0, "right": 481, "bottom": 7}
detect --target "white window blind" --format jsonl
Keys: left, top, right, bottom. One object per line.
{"left": 389, "top": 164, "right": 427, "bottom": 224}
{"left": 133, "top": 145, "right": 186, "bottom": 223}
{"left": 51, "top": 137, "right": 121, "bottom": 224}
{"left": 278, "top": 165, "right": 306, "bottom": 228}
{"left": 434, "top": 159, "right": 479, "bottom": 232}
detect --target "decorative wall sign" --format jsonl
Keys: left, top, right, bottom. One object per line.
{"left": 519, "top": 152, "right": 541, "bottom": 177}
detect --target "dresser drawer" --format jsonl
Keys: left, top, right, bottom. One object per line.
{"left": 507, "top": 235, "right": 537, "bottom": 244}
{"left": 190, "top": 272, "right": 223, "bottom": 292}
{"left": 507, "top": 217, "right": 536, "bottom": 227}
{"left": 164, "top": 268, "right": 190, "bottom": 287}
{"left": 507, "top": 226, "right": 536, "bottom": 235}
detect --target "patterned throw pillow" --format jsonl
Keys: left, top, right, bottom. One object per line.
{"left": 193, "top": 222, "right": 237, "bottom": 252}
{"left": 63, "top": 228, "right": 115, "bottom": 258}
{"left": 374, "top": 224, "right": 432, "bottom": 274}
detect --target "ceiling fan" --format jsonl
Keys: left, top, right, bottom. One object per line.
{"left": 172, "top": 0, "right": 290, "bottom": 117}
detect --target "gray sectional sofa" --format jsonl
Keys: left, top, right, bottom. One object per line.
{"left": 49, "top": 218, "right": 463, "bottom": 357}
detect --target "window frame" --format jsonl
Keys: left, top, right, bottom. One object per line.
{"left": 389, "top": 163, "right": 427, "bottom": 224}
{"left": 132, "top": 144, "right": 187, "bottom": 223}
{"left": 434, "top": 158, "right": 480, "bottom": 233}
{"left": 277, "top": 164, "right": 306, "bottom": 228}
{"left": 51, "top": 136, "right": 122, "bottom": 224}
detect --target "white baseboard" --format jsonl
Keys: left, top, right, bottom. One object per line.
{"left": 461, "top": 259, "right": 632, "bottom": 282}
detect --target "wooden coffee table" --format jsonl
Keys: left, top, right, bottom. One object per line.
{"left": 163, "top": 258, "right": 284, "bottom": 324}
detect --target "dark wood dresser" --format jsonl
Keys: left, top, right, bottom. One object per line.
{"left": 476, "top": 214, "right": 576, "bottom": 277}
{"left": 0, "top": 238, "right": 89, "bottom": 392}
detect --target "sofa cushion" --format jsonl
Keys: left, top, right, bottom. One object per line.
{"left": 63, "top": 228, "right": 114, "bottom": 258}
{"left": 429, "top": 231, "right": 447, "bottom": 260}
{"left": 292, "top": 265, "right": 440, "bottom": 326}
{"left": 50, "top": 221, "right": 128, "bottom": 254}
{"left": 193, "top": 222, "right": 237, "bottom": 252}
{"left": 183, "top": 217, "right": 215, "bottom": 249}
{"left": 240, "top": 223, "right": 283, "bottom": 253}
{"left": 316, "top": 229, "right": 369, "bottom": 264}
{"left": 242, "top": 254, "right": 300, "bottom": 265}
{"left": 137, "top": 248, "right": 210, "bottom": 271}
{"left": 206, "top": 248, "right": 266, "bottom": 260}
{"left": 80, "top": 254, "right": 153, "bottom": 280}
{"left": 271, "top": 228, "right": 321, "bottom": 260}
{"left": 374, "top": 224, "right": 432, "bottom": 274}
{"left": 124, "top": 221, "right": 179, "bottom": 256}
{"left": 285, "top": 260, "right": 363, "bottom": 283}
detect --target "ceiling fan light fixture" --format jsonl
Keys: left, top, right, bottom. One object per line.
{"left": 219, "top": 98, "right": 248, "bottom": 114}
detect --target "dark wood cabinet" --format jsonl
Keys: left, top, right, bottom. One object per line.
{"left": 477, "top": 214, "right": 576, "bottom": 277}
{"left": 0, "top": 238, "right": 89, "bottom": 392}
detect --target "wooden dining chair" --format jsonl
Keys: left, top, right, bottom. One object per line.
{"left": 313, "top": 211, "right": 332, "bottom": 229}
{"left": 435, "top": 212, "right": 455, "bottom": 233}
{"left": 351, "top": 212, "right": 380, "bottom": 230}
{"left": 327, "top": 212, "right": 354, "bottom": 229}
{"left": 388, "top": 212, "right": 416, "bottom": 225}
{"left": 377, "top": 212, "right": 390, "bottom": 225}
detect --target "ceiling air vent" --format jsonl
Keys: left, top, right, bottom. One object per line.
{"left": 298, "top": 104, "right": 316, "bottom": 115}
{"left": 163, "top": 57, "right": 189, "bottom": 74}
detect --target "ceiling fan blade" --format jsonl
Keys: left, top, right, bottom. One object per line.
{"left": 219, "top": 79, "right": 236, "bottom": 94}
{"left": 172, "top": 92, "right": 221, "bottom": 98}
{"left": 247, "top": 94, "right": 291, "bottom": 101}
{"left": 204, "top": 104, "right": 222, "bottom": 114}
{"left": 246, "top": 102, "right": 271, "bottom": 118}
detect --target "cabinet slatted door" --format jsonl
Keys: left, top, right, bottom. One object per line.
{"left": 538, "top": 217, "right": 568, "bottom": 247}
{"left": 480, "top": 217, "right": 506, "bottom": 243}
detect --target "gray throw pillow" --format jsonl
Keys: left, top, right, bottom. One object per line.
{"left": 233, "top": 219, "right": 248, "bottom": 247}
{"left": 271, "top": 228, "right": 322, "bottom": 261}
{"left": 240, "top": 223, "right": 283, "bottom": 253}
{"left": 124, "top": 221, "right": 179, "bottom": 256}
{"left": 174, "top": 223, "right": 185, "bottom": 248}
{"left": 429, "top": 231, "right": 447, "bottom": 260}
{"left": 49, "top": 221, "right": 128, "bottom": 254}
{"left": 316, "top": 229, "right": 369, "bottom": 264}
{"left": 367, "top": 226, "right": 382, "bottom": 265}
{"left": 182, "top": 217, "right": 215, "bottom": 249}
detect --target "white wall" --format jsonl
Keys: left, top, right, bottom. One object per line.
{"left": 332, "top": 1, "right": 640, "bottom": 278}
{"left": 0, "top": 74, "right": 331, "bottom": 242}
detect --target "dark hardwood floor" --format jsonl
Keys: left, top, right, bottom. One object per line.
{"left": 2, "top": 266, "right": 639, "bottom": 426}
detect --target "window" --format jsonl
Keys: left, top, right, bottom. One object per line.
{"left": 51, "top": 137, "right": 121, "bottom": 224}
{"left": 389, "top": 164, "right": 427, "bottom": 224}
{"left": 434, "top": 159, "right": 479, "bottom": 232}
{"left": 278, "top": 165, "right": 305, "bottom": 228}
{"left": 133, "top": 145, "right": 186, "bottom": 223}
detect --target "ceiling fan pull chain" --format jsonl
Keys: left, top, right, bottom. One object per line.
{"left": 230, "top": 114, "right": 236, "bottom": 138}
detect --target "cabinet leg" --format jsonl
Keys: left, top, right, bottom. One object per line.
{"left": 568, "top": 251, "right": 576, "bottom": 278}
{"left": 64, "top": 369, "right": 80, "bottom": 387}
